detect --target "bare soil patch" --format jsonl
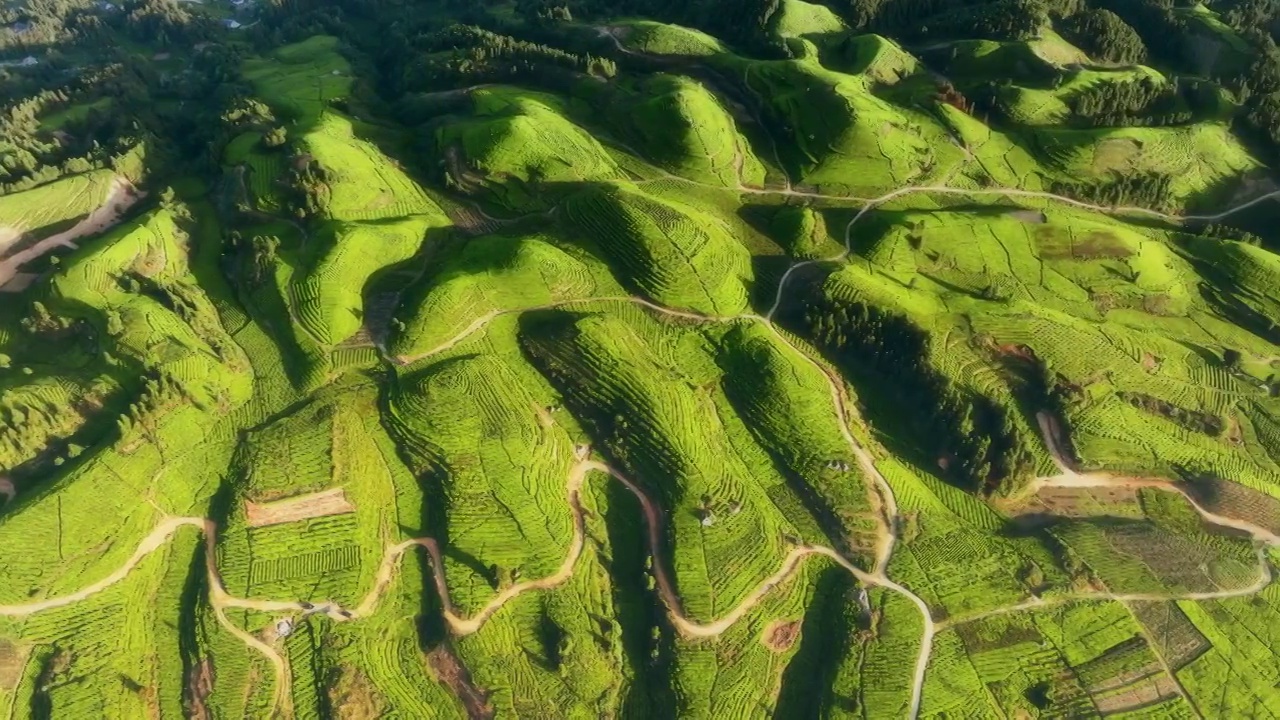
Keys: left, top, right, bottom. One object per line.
{"left": 0, "top": 639, "right": 28, "bottom": 688}
{"left": 0, "top": 272, "right": 37, "bottom": 293}
{"left": 1016, "top": 485, "right": 1142, "bottom": 521}
{"left": 1129, "top": 601, "right": 1210, "bottom": 670}
{"left": 0, "top": 227, "right": 21, "bottom": 256}
{"left": 183, "top": 657, "right": 214, "bottom": 720}
{"left": 0, "top": 177, "right": 143, "bottom": 290}
{"left": 328, "top": 665, "right": 388, "bottom": 720}
{"left": 1006, "top": 209, "right": 1046, "bottom": 224}
{"left": 1092, "top": 673, "right": 1178, "bottom": 714}
{"left": 1183, "top": 475, "right": 1280, "bottom": 537}
{"left": 762, "top": 619, "right": 801, "bottom": 652}
{"left": 244, "top": 488, "right": 355, "bottom": 528}
{"left": 427, "top": 645, "right": 493, "bottom": 720}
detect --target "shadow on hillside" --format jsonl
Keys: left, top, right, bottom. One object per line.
{"left": 1183, "top": 170, "right": 1280, "bottom": 248}
{"left": 774, "top": 567, "right": 860, "bottom": 717}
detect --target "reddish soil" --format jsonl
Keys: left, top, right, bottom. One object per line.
{"left": 427, "top": 645, "right": 493, "bottom": 720}
{"left": 763, "top": 620, "right": 801, "bottom": 652}
{"left": 183, "top": 657, "right": 214, "bottom": 720}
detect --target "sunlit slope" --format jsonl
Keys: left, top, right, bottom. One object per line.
{"left": 435, "top": 87, "right": 624, "bottom": 210}
{"left": 0, "top": 207, "right": 252, "bottom": 605}
{"left": 390, "top": 229, "right": 623, "bottom": 360}
{"left": 562, "top": 183, "right": 753, "bottom": 315}
{"left": 3, "top": 18, "right": 1280, "bottom": 720}
{"left": 242, "top": 36, "right": 454, "bottom": 350}
{"left": 599, "top": 73, "right": 766, "bottom": 187}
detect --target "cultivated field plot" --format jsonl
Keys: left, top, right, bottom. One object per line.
{"left": 0, "top": 170, "right": 116, "bottom": 240}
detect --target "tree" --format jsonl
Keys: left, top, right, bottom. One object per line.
{"left": 1061, "top": 8, "right": 1147, "bottom": 64}
{"left": 262, "top": 126, "right": 288, "bottom": 150}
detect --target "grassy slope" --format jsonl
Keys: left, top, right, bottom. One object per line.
{"left": 2, "top": 18, "right": 1280, "bottom": 719}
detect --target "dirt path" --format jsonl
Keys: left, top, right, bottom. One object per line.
{"left": 394, "top": 291, "right": 932, "bottom": 714}
{"left": 395, "top": 295, "right": 763, "bottom": 365}
{"left": 0, "top": 283, "right": 1272, "bottom": 718}
{"left": 0, "top": 177, "right": 141, "bottom": 290}
{"left": 3, "top": 140, "right": 1278, "bottom": 716}
{"left": 1032, "top": 416, "right": 1280, "bottom": 545}
{"left": 0, "top": 517, "right": 205, "bottom": 615}
{"left": 763, "top": 183, "right": 1280, "bottom": 320}
{"left": 943, "top": 546, "right": 1273, "bottom": 631}
{"left": 0, "top": 516, "right": 292, "bottom": 717}
{"left": 0, "top": 477, "right": 13, "bottom": 506}
{"left": 1032, "top": 472, "right": 1280, "bottom": 545}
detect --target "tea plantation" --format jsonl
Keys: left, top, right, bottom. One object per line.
{"left": 3, "top": 0, "right": 1280, "bottom": 716}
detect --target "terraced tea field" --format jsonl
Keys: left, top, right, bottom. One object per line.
{"left": 4, "top": 3, "right": 1280, "bottom": 717}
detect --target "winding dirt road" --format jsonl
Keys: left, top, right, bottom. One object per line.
{"left": 0, "top": 516, "right": 294, "bottom": 717}
{"left": 3, "top": 284, "right": 1276, "bottom": 718}
{"left": 5, "top": 60, "right": 1280, "bottom": 715}
{"left": 0, "top": 177, "right": 141, "bottom": 290}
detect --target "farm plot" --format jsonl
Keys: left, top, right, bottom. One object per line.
{"left": 1029, "top": 123, "right": 1261, "bottom": 205}
{"left": 926, "top": 600, "right": 1186, "bottom": 717}
{"left": 0, "top": 527, "right": 201, "bottom": 718}
{"left": 717, "top": 55, "right": 966, "bottom": 194}
{"left": 384, "top": 334, "right": 580, "bottom": 616}
{"left": 390, "top": 229, "right": 622, "bottom": 360}
{"left": 436, "top": 87, "right": 624, "bottom": 211}
{"left": 1174, "top": 589, "right": 1280, "bottom": 717}
{"left": 291, "top": 213, "right": 447, "bottom": 346}
{"left": 1049, "top": 513, "right": 1259, "bottom": 596}
{"left": 49, "top": 207, "right": 250, "bottom": 407}
{"left": 603, "top": 73, "right": 766, "bottom": 188}
{"left": 519, "top": 308, "right": 831, "bottom": 623}
{"left": 877, "top": 457, "right": 1067, "bottom": 619}
{"left": 716, "top": 323, "right": 881, "bottom": 563}
{"left": 0, "top": 169, "right": 117, "bottom": 239}
{"left": 563, "top": 182, "right": 753, "bottom": 315}
{"left": 299, "top": 112, "right": 442, "bottom": 222}
{"left": 446, "top": 478, "right": 635, "bottom": 718}
{"left": 242, "top": 35, "right": 352, "bottom": 127}
{"left": 217, "top": 384, "right": 413, "bottom": 607}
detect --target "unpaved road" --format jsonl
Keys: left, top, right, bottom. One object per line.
{"left": 0, "top": 177, "right": 141, "bottom": 290}
{"left": 1, "top": 287, "right": 1275, "bottom": 719}
{"left": 943, "top": 544, "right": 1273, "bottom": 633}
{"left": 1033, "top": 415, "right": 1280, "bottom": 546}
{"left": 3, "top": 115, "right": 1278, "bottom": 717}
{"left": 763, "top": 183, "right": 1280, "bottom": 320}
{"left": 0, "top": 516, "right": 292, "bottom": 717}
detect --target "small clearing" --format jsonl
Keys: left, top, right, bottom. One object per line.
{"left": 0, "top": 639, "right": 27, "bottom": 689}
{"left": 0, "top": 176, "right": 142, "bottom": 290}
{"left": 244, "top": 487, "right": 355, "bottom": 527}
{"left": 426, "top": 645, "right": 493, "bottom": 720}
{"left": 762, "top": 619, "right": 800, "bottom": 652}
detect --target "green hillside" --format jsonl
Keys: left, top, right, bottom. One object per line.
{"left": 2, "top": 0, "right": 1280, "bottom": 717}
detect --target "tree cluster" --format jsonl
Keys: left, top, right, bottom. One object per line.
{"left": 1051, "top": 172, "right": 1174, "bottom": 211}
{"left": 1092, "top": 0, "right": 1196, "bottom": 70}
{"left": 819, "top": 0, "right": 1047, "bottom": 42}
{"left": 1059, "top": 8, "right": 1147, "bottom": 64}
{"left": 1069, "top": 76, "right": 1217, "bottom": 127}
{"left": 398, "top": 24, "right": 616, "bottom": 95}
{"left": 1192, "top": 222, "right": 1265, "bottom": 246}
{"left": 805, "top": 295, "right": 1035, "bottom": 495}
